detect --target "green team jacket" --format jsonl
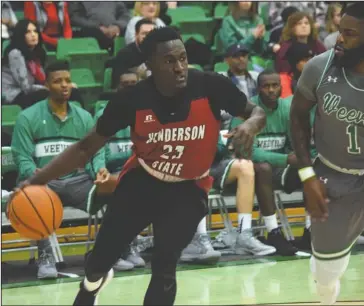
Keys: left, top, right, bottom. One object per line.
{"left": 227, "top": 95, "right": 317, "bottom": 167}
{"left": 11, "top": 100, "right": 105, "bottom": 182}
{"left": 95, "top": 107, "right": 133, "bottom": 173}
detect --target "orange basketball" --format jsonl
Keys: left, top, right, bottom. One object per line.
{"left": 7, "top": 185, "right": 63, "bottom": 240}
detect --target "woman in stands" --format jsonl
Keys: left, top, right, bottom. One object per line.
{"left": 2, "top": 19, "right": 82, "bottom": 109}
{"left": 125, "top": 2, "right": 165, "bottom": 45}
{"left": 24, "top": 1, "right": 72, "bottom": 51}
{"left": 275, "top": 11, "right": 326, "bottom": 73}
{"left": 219, "top": 2, "right": 268, "bottom": 56}
{"left": 322, "top": 3, "right": 342, "bottom": 50}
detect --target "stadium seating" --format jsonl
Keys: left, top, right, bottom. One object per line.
{"left": 114, "top": 36, "right": 126, "bottom": 56}
{"left": 179, "top": 2, "right": 214, "bottom": 17}
{"left": 1, "top": 105, "right": 22, "bottom": 135}
{"left": 103, "top": 68, "right": 113, "bottom": 93}
{"left": 214, "top": 3, "right": 228, "bottom": 19}
{"left": 57, "top": 38, "right": 109, "bottom": 84}
{"left": 169, "top": 6, "right": 217, "bottom": 44}
{"left": 181, "top": 33, "right": 206, "bottom": 44}
{"left": 70, "top": 68, "right": 103, "bottom": 111}
{"left": 214, "top": 62, "right": 229, "bottom": 73}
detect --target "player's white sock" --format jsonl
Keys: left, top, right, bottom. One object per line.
{"left": 305, "top": 212, "right": 311, "bottom": 229}
{"left": 196, "top": 217, "right": 207, "bottom": 235}
{"left": 238, "top": 213, "right": 252, "bottom": 233}
{"left": 310, "top": 254, "right": 350, "bottom": 304}
{"left": 84, "top": 277, "right": 103, "bottom": 291}
{"left": 263, "top": 214, "right": 278, "bottom": 232}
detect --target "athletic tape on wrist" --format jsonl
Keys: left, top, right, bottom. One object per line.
{"left": 298, "top": 167, "right": 316, "bottom": 182}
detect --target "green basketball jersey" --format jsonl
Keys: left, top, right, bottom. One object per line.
{"left": 11, "top": 100, "right": 105, "bottom": 182}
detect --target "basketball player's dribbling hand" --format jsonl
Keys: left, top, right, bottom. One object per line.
{"left": 303, "top": 177, "right": 330, "bottom": 222}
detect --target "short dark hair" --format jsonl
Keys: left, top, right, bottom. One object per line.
{"left": 343, "top": 2, "right": 364, "bottom": 19}
{"left": 135, "top": 18, "right": 155, "bottom": 34}
{"left": 45, "top": 60, "right": 70, "bottom": 79}
{"left": 139, "top": 26, "right": 182, "bottom": 60}
{"left": 257, "top": 69, "right": 279, "bottom": 87}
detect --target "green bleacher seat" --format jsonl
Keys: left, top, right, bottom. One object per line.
{"left": 169, "top": 7, "right": 216, "bottom": 44}
{"left": 94, "top": 100, "right": 108, "bottom": 114}
{"left": 2, "top": 39, "right": 10, "bottom": 58}
{"left": 258, "top": 2, "right": 270, "bottom": 26}
{"left": 189, "top": 64, "right": 203, "bottom": 71}
{"left": 70, "top": 69, "right": 103, "bottom": 111}
{"left": 214, "top": 3, "right": 228, "bottom": 19}
{"left": 249, "top": 56, "right": 274, "bottom": 71}
{"left": 57, "top": 38, "right": 108, "bottom": 84}
{"left": 211, "top": 32, "right": 224, "bottom": 58}
{"left": 168, "top": 6, "right": 207, "bottom": 24}
{"left": 214, "top": 62, "right": 228, "bottom": 73}
{"left": 103, "top": 68, "right": 113, "bottom": 92}
{"left": 46, "top": 51, "right": 57, "bottom": 65}
{"left": 181, "top": 33, "right": 206, "bottom": 44}
{"left": 114, "top": 36, "right": 126, "bottom": 56}
{"left": 14, "top": 10, "right": 24, "bottom": 21}
{"left": 179, "top": 2, "right": 214, "bottom": 17}
{"left": 1, "top": 105, "right": 22, "bottom": 133}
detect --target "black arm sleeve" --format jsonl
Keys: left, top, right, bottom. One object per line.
{"left": 205, "top": 72, "right": 248, "bottom": 117}
{"left": 96, "top": 89, "right": 135, "bottom": 137}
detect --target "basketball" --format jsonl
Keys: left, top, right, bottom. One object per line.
{"left": 7, "top": 186, "right": 63, "bottom": 240}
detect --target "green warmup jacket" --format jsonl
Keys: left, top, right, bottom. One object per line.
{"left": 94, "top": 107, "right": 133, "bottom": 173}
{"left": 11, "top": 100, "right": 105, "bottom": 182}
{"left": 229, "top": 95, "right": 317, "bottom": 167}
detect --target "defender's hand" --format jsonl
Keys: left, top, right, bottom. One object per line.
{"left": 303, "top": 176, "right": 330, "bottom": 222}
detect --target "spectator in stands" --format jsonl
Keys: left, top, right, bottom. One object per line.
{"left": 219, "top": 43, "right": 259, "bottom": 129}
{"left": 125, "top": 2, "right": 165, "bottom": 45}
{"left": 276, "top": 12, "right": 326, "bottom": 73}
{"left": 219, "top": 2, "right": 268, "bottom": 56}
{"left": 280, "top": 41, "right": 314, "bottom": 98}
{"left": 108, "top": 19, "right": 155, "bottom": 89}
{"left": 68, "top": 1, "right": 130, "bottom": 51}
{"left": 267, "top": 2, "right": 327, "bottom": 30}
{"left": 322, "top": 3, "right": 342, "bottom": 50}
{"left": 1, "top": 1, "right": 18, "bottom": 40}
{"left": 10, "top": 60, "right": 137, "bottom": 279}
{"left": 100, "top": 70, "right": 140, "bottom": 100}
{"left": 24, "top": 1, "right": 72, "bottom": 51}
{"left": 268, "top": 6, "right": 299, "bottom": 54}
{"left": 2, "top": 20, "right": 83, "bottom": 109}
{"left": 230, "top": 69, "right": 299, "bottom": 256}
{"left": 2, "top": 20, "right": 47, "bottom": 107}
{"left": 221, "top": 43, "right": 259, "bottom": 99}
{"left": 319, "top": 2, "right": 342, "bottom": 41}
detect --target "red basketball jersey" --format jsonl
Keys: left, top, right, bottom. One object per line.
{"left": 119, "top": 98, "right": 220, "bottom": 192}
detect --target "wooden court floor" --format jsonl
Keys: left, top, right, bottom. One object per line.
{"left": 2, "top": 253, "right": 363, "bottom": 305}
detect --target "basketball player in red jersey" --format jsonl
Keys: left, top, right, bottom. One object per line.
{"left": 18, "top": 27, "right": 266, "bottom": 305}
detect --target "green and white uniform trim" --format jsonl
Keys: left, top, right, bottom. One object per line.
{"left": 11, "top": 99, "right": 105, "bottom": 182}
